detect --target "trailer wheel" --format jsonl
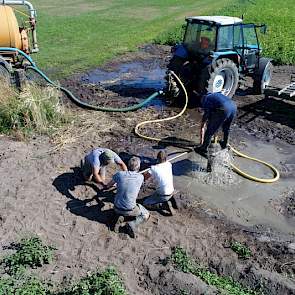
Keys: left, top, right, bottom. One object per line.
{"left": 0, "top": 64, "right": 11, "bottom": 86}
{"left": 199, "top": 58, "right": 239, "bottom": 98}
{"left": 253, "top": 58, "right": 273, "bottom": 94}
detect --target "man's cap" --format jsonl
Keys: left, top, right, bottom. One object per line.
{"left": 102, "top": 150, "right": 114, "bottom": 161}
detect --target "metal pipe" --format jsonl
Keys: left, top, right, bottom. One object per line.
{"left": 1, "top": 0, "right": 38, "bottom": 52}
{"left": 1, "top": 0, "right": 36, "bottom": 18}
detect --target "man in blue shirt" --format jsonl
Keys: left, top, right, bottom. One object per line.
{"left": 195, "top": 92, "right": 237, "bottom": 155}
{"left": 81, "top": 148, "right": 127, "bottom": 185}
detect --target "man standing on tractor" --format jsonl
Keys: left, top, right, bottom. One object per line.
{"left": 104, "top": 156, "right": 149, "bottom": 238}
{"left": 195, "top": 92, "right": 237, "bottom": 156}
{"left": 81, "top": 148, "right": 127, "bottom": 186}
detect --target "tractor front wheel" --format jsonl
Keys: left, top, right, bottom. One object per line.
{"left": 200, "top": 58, "right": 239, "bottom": 98}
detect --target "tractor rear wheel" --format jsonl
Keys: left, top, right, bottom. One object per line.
{"left": 199, "top": 58, "right": 239, "bottom": 98}
{"left": 253, "top": 58, "right": 273, "bottom": 94}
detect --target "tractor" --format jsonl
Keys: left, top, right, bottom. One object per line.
{"left": 166, "top": 16, "right": 272, "bottom": 99}
{"left": 0, "top": 0, "right": 38, "bottom": 86}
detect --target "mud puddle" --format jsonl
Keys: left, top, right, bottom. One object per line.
{"left": 172, "top": 128, "right": 295, "bottom": 235}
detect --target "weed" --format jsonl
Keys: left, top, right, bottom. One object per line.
{"left": 230, "top": 241, "right": 252, "bottom": 259}
{"left": 171, "top": 247, "right": 261, "bottom": 295}
{"left": 0, "top": 276, "right": 49, "bottom": 295}
{"left": 0, "top": 82, "right": 68, "bottom": 137}
{"left": 56, "top": 267, "right": 127, "bottom": 295}
{"left": 2, "top": 236, "right": 55, "bottom": 275}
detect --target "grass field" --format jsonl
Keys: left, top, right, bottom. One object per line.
{"left": 27, "top": 0, "right": 233, "bottom": 77}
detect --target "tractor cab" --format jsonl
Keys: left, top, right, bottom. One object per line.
{"left": 168, "top": 16, "right": 271, "bottom": 98}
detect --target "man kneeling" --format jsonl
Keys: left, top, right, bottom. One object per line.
{"left": 105, "top": 156, "right": 149, "bottom": 238}
{"left": 143, "top": 151, "right": 176, "bottom": 215}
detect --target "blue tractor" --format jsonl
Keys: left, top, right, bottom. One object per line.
{"left": 166, "top": 16, "right": 272, "bottom": 99}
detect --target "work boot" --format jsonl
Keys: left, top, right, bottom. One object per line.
{"left": 125, "top": 223, "right": 136, "bottom": 239}
{"left": 162, "top": 201, "right": 175, "bottom": 216}
{"left": 194, "top": 145, "right": 208, "bottom": 158}
{"left": 114, "top": 215, "right": 124, "bottom": 233}
{"left": 170, "top": 196, "right": 179, "bottom": 210}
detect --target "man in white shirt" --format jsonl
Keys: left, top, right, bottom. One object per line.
{"left": 143, "top": 151, "right": 176, "bottom": 215}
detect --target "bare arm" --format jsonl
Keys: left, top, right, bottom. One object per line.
{"left": 104, "top": 179, "right": 116, "bottom": 190}
{"left": 118, "top": 161, "right": 127, "bottom": 171}
{"left": 92, "top": 167, "right": 105, "bottom": 185}
{"left": 143, "top": 171, "right": 151, "bottom": 181}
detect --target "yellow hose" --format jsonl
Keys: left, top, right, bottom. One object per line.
{"left": 134, "top": 71, "right": 280, "bottom": 183}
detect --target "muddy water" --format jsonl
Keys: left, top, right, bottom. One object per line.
{"left": 173, "top": 128, "right": 295, "bottom": 235}
{"left": 81, "top": 60, "right": 166, "bottom": 90}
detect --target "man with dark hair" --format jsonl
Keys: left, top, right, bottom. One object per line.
{"left": 105, "top": 156, "right": 149, "bottom": 238}
{"left": 195, "top": 92, "right": 237, "bottom": 155}
{"left": 81, "top": 148, "right": 127, "bottom": 185}
{"left": 143, "top": 151, "right": 176, "bottom": 215}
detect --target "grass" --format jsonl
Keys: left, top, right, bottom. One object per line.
{"left": 154, "top": 0, "right": 295, "bottom": 65}
{"left": 170, "top": 247, "right": 261, "bottom": 295}
{"left": 21, "top": 0, "right": 234, "bottom": 77}
{"left": 0, "top": 236, "right": 127, "bottom": 295}
{"left": 0, "top": 81, "right": 68, "bottom": 137}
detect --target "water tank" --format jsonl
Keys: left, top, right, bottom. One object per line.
{"left": 0, "top": 6, "right": 22, "bottom": 49}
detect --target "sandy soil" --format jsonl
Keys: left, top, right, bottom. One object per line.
{"left": 1, "top": 45, "right": 295, "bottom": 294}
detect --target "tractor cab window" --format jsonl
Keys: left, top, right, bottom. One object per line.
{"left": 217, "top": 25, "right": 233, "bottom": 51}
{"left": 242, "top": 24, "right": 259, "bottom": 49}
{"left": 184, "top": 22, "right": 216, "bottom": 55}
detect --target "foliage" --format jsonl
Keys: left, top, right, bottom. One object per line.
{"left": 2, "top": 236, "right": 55, "bottom": 275}
{"left": 58, "top": 267, "right": 128, "bottom": 295}
{"left": 171, "top": 247, "right": 261, "bottom": 295}
{"left": 0, "top": 276, "right": 49, "bottom": 295}
{"left": 154, "top": 0, "right": 295, "bottom": 64}
{"left": 0, "top": 82, "right": 67, "bottom": 136}
{"left": 230, "top": 241, "right": 252, "bottom": 259}
{"left": 0, "top": 235, "right": 127, "bottom": 295}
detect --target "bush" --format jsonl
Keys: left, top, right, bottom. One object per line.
{"left": 0, "top": 81, "right": 67, "bottom": 136}
{"left": 59, "top": 267, "right": 128, "bottom": 295}
{"left": 2, "top": 236, "right": 55, "bottom": 275}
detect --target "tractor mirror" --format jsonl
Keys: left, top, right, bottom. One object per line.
{"left": 260, "top": 25, "right": 267, "bottom": 34}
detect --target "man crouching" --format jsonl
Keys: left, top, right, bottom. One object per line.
{"left": 104, "top": 156, "right": 149, "bottom": 238}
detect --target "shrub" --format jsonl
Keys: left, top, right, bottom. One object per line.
{"left": 2, "top": 236, "right": 55, "bottom": 275}
{"left": 0, "top": 81, "right": 67, "bottom": 136}
{"left": 58, "top": 267, "right": 128, "bottom": 295}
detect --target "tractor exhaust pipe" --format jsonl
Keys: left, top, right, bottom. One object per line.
{"left": 1, "top": 0, "right": 38, "bottom": 52}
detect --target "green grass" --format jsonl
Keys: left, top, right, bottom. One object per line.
{"left": 170, "top": 247, "right": 261, "bottom": 295}
{"left": 0, "top": 81, "right": 68, "bottom": 137}
{"left": 155, "top": 0, "right": 295, "bottom": 64}
{"left": 22, "top": 0, "right": 233, "bottom": 77}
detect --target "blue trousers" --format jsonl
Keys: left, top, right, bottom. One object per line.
{"left": 202, "top": 106, "right": 236, "bottom": 150}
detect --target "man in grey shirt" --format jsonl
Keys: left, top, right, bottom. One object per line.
{"left": 81, "top": 148, "right": 127, "bottom": 185}
{"left": 105, "top": 156, "right": 149, "bottom": 238}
